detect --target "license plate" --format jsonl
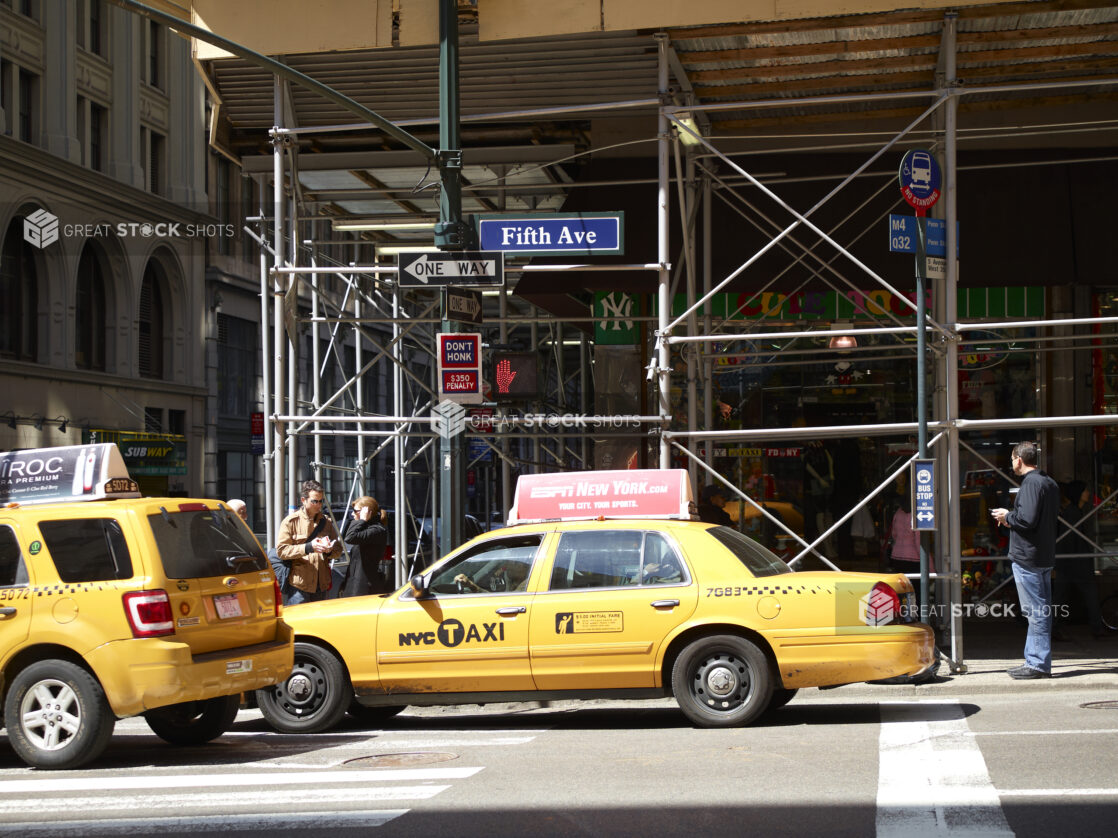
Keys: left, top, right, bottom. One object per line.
{"left": 214, "top": 593, "right": 243, "bottom": 619}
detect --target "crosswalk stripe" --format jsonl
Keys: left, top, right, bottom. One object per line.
{"left": 0, "top": 767, "right": 482, "bottom": 795}
{"left": 0, "top": 785, "right": 449, "bottom": 815}
{"left": 0, "top": 810, "right": 410, "bottom": 836}
{"left": 876, "top": 700, "right": 1014, "bottom": 837}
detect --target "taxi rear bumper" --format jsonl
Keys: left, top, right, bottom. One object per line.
{"left": 86, "top": 620, "right": 295, "bottom": 717}
{"left": 771, "top": 624, "right": 935, "bottom": 689}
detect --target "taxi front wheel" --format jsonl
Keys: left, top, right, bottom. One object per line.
{"left": 671, "top": 635, "right": 773, "bottom": 728}
{"left": 256, "top": 641, "right": 351, "bottom": 733}
{"left": 3, "top": 659, "right": 115, "bottom": 769}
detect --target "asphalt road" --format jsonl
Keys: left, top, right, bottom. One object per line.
{"left": 1, "top": 683, "right": 1115, "bottom": 838}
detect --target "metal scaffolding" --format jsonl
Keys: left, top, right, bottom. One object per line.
{"left": 247, "top": 24, "right": 1118, "bottom": 670}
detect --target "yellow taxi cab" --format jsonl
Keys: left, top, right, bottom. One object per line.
{"left": 256, "top": 469, "right": 934, "bottom": 733}
{"left": 0, "top": 444, "right": 293, "bottom": 768}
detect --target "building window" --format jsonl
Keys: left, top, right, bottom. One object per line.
{"left": 18, "top": 68, "right": 37, "bottom": 144}
{"left": 75, "top": 244, "right": 107, "bottom": 371}
{"left": 144, "top": 20, "right": 164, "bottom": 90}
{"left": 0, "top": 217, "right": 38, "bottom": 362}
{"left": 76, "top": 0, "right": 106, "bottom": 57}
{"left": 142, "top": 127, "right": 166, "bottom": 195}
{"left": 144, "top": 407, "right": 162, "bottom": 432}
{"left": 138, "top": 263, "right": 165, "bottom": 379}
{"left": 1, "top": 1, "right": 37, "bottom": 20}
{"left": 78, "top": 97, "right": 108, "bottom": 172}
{"left": 217, "top": 314, "right": 257, "bottom": 417}
{"left": 168, "top": 408, "right": 185, "bottom": 436}
{"left": 215, "top": 157, "right": 231, "bottom": 256}
{"left": 0, "top": 61, "right": 9, "bottom": 136}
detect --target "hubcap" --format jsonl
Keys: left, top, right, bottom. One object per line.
{"left": 287, "top": 673, "right": 313, "bottom": 701}
{"left": 706, "top": 665, "right": 737, "bottom": 697}
{"left": 20, "top": 679, "right": 81, "bottom": 751}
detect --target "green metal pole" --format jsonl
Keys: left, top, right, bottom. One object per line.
{"left": 438, "top": 0, "right": 465, "bottom": 557}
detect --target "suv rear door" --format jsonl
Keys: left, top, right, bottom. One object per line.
{"left": 141, "top": 502, "right": 279, "bottom": 654}
{"left": 0, "top": 520, "right": 33, "bottom": 660}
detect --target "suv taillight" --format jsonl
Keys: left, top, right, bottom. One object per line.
{"left": 122, "top": 590, "right": 174, "bottom": 638}
{"left": 273, "top": 577, "right": 283, "bottom": 617}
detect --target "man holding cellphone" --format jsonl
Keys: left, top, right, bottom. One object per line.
{"left": 990, "top": 441, "right": 1060, "bottom": 679}
{"left": 277, "top": 479, "right": 343, "bottom": 604}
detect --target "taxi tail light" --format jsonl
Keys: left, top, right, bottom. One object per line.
{"left": 869, "top": 582, "right": 904, "bottom": 623}
{"left": 122, "top": 590, "right": 175, "bottom": 638}
{"left": 273, "top": 577, "right": 283, "bottom": 617}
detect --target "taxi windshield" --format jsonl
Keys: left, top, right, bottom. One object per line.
{"left": 148, "top": 507, "right": 268, "bottom": 578}
{"left": 706, "top": 526, "right": 791, "bottom": 577}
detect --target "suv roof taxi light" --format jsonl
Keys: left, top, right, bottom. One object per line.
{"left": 0, "top": 444, "right": 140, "bottom": 506}
{"left": 122, "top": 590, "right": 175, "bottom": 638}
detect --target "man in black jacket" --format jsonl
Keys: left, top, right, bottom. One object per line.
{"left": 991, "top": 441, "right": 1060, "bottom": 679}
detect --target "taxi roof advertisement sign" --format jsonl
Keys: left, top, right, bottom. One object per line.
{"left": 509, "top": 469, "right": 695, "bottom": 524}
{"left": 0, "top": 444, "right": 139, "bottom": 505}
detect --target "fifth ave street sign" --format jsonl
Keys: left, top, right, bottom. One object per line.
{"left": 398, "top": 251, "right": 504, "bottom": 287}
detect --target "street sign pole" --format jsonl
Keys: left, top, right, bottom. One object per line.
{"left": 438, "top": 0, "right": 465, "bottom": 557}
{"left": 915, "top": 217, "right": 931, "bottom": 622}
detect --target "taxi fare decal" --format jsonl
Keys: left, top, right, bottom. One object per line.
{"left": 555, "top": 611, "right": 623, "bottom": 634}
{"left": 398, "top": 618, "right": 505, "bottom": 648}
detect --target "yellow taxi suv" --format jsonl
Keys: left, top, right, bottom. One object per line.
{"left": 256, "top": 469, "right": 933, "bottom": 733}
{"left": 0, "top": 445, "right": 293, "bottom": 769}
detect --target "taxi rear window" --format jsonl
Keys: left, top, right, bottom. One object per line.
{"left": 147, "top": 508, "right": 267, "bottom": 578}
{"left": 707, "top": 526, "right": 791, "bottom": 577}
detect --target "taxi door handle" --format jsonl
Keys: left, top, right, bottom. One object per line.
{"left": 651, "top": 599, "right": 680, "bottom": 609}
{"left": 495, "top": 606, "right": 527, "bottom": 615}
{"left": 0, "top": 607, "right": 16, "bottom": 618}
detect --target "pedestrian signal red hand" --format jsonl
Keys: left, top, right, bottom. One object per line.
{"left": 497, "top": 358, "right": 518, "bottom": 393}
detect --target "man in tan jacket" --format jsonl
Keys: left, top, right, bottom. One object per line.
{"left": 276, "top": 479, "right": 342, "bottom": 604}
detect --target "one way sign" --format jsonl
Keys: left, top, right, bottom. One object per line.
{"left": 446, "top": 287, "right": 483, "bottom": 324}
{"left": 398, "top": 251, "right": 504, "bottom": 287}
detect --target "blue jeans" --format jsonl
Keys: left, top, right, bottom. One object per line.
{"left": 1013, "top": 563, "right": 1053, "bottom": 673}
{"left": 286, "top": 586, "right": 329, "bottom": 606}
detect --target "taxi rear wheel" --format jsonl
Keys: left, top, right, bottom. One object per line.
{"left": 3, "top": 659, "right": 115, "bottom": 770}
{"left": 143, "top": 694, "right": 241, "bottom": 745}
{"left": 671, "top": 635, "right": 772, "bottom": 728}
{"left": 256, "top": 642, "right": 350, "bottom": 733}
{"left": 347, "top": 699, "right": 406, "bottom": 724}
{"left": 765, "top": 688, "right": 799, "bottom": 713}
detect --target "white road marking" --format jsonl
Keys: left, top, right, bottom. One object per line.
{"left": 877, "top": 700, "right": 1014, "bottom": 837}
{"left": 0, "top": 810, "right": 409, "bottom": 835}
{"left": 0, "top": 785, "right": 449, "bottom": 815}
{"left": 969, "top": 729, "right": 1118, "bottom": 736}
{"left": 0, "top": 766, "right": 481, "bottom": 794}
{"left": 999, "top": 789, "right": 1118, "bottom": 797}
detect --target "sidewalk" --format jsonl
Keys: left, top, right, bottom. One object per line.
{"left": 821, "top": 618, "right": 1118, "bottom": 698}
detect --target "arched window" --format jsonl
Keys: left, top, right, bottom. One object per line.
{"left": 75, "top": 243, "right": 106, "bottom": 371}
{"left": 138, "top": 262, "right": 164, "bottom": 379}
{"left": 0, "top": 217, "right": 39, "bottom": 362}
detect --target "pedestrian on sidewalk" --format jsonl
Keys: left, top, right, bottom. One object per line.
{"left": 990, "top": 441, "right": 1060, "bottom": 679}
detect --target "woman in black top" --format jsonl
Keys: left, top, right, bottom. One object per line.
{"left": 340, "top": 496, "right": 390, "bottom": 597}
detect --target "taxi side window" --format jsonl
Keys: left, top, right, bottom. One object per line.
{"left": 427, "top": 534, "right": 542, "bottom": 595}
{"left": 550, "top": 531, "right": 687, "bottom": 590}
{"left": 39, "top": 519, "right": 134, "bottom": 583}
{"left": 0, "top": 526, "right": 29, "bottom": 587}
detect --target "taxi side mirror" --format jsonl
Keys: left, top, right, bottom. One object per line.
{"left": 409, "top": 574, "right": 427, "bottom": 597}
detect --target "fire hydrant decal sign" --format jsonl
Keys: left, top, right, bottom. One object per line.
{"left": 437, "top": 333, "right": 482, "bottom": 404}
